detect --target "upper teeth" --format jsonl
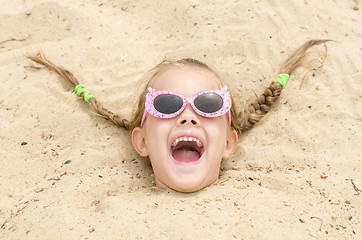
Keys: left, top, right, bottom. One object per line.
{"left": 172, "top": 137, "right": 203, "bottom": 147}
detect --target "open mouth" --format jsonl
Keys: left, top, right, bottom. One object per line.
{"left": 171, "top": 137, "right": 204, "bottom": 164}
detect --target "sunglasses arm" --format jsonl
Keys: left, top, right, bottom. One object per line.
{"left": 228, "top": 111, "right": 231, "bottom": 125}
{"left": 140, "top": 109, "right": 147, "bottom": 127}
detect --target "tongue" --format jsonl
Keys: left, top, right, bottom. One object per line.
{"left": 173, "top": 149, "right": 200, "bottom": 163}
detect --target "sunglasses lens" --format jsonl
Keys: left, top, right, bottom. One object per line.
{"left": 194, "top": 93, "right": 223, "bottom": 113}
{"left": 154, "top": 94, "right": 183, "bottom": 114}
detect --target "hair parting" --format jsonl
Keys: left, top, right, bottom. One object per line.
{"left": 27, "top": 52, "right": 130, "bottom": 130}
{"left": 235, "top": 39, "right": 330, "bottom": 132}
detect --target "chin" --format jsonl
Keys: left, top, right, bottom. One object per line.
{"left": 156, "top": 173, "right": 217, "bottom": 193}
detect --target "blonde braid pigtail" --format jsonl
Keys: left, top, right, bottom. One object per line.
{"left": 28, "top": 52, "right": 130, "bottom": 130}
{"left": 237, "top": 39, "right": 330, "bottom": 132}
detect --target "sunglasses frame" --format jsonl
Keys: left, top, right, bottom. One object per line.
{"left": 141, "top": 86, "right": 231, "bottom": 127}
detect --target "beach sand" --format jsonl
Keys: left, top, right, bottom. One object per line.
{"left": 0, "top": 0, "right": 361, "bottom": 239}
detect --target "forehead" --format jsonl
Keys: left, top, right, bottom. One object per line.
{"left": 151, "top": 67, "right": 221, "bottom": 96}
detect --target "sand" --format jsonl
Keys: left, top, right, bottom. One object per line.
{"left": 0, "top": 0, "right": 361, "bottom": 239}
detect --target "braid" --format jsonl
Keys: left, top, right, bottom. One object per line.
{"left": 236, "top": 81, "right": 282, "bottom": 131}
{"left": 90, "top": 99, "right": 130, "bottom": 129}
{"left": 28, "top": 52, "right": 130, "bottom": 130}
{"left": 237, "top": 39, "right": 330, "bottom": 132}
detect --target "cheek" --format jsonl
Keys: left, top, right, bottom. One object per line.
{"left": 143, "top": 118, "right": 175, "bottom": 178}
{"left": 204, "top": 117, "right": 229, "bottom": 136}
{"left": 144, "top": 118, "right": 173, "bottom": 151}
{"left": 203, "top": 118, "right": 229, "bottom": 152}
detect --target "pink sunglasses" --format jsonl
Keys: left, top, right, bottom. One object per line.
{"left": 141, "top": 86, "right": 232, "bottom": 127}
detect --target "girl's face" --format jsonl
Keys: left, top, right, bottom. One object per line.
{"left": 132, "top": 67, "right": 238, "bottom": 192}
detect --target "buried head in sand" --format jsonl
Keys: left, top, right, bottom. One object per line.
{"left": 28, "top": 39, "right": 329, "bottom": 193}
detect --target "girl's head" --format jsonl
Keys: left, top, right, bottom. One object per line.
{"left": 28, "top": 39, "right": 329, "bottom": 193}
{"left": 130, "top": 59, "right": 238, "bottom": 192}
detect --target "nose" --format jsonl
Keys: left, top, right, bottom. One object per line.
{"left": 176, "top": 105, "right": 200, "bottom": 126}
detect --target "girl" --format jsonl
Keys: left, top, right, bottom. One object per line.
{"left": 28, "top": 39, "right": 328, "bottom": 192}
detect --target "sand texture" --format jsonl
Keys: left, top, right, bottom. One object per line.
{"left": 0, "top": 0, "right": 361, "bottom": 239}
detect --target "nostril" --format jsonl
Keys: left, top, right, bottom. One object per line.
{"left": 180, "top": 119, "right": 198, "bottom": 125}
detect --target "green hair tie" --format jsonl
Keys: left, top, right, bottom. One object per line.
{"left": 275, "top": 74, "right": 290, "bottom": 89}
{"left": 75, "top": 84, "right": 94, "bottom": 103}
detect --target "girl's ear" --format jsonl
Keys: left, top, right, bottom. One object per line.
{"left": 131, "top": 127, "right": 149, "bottom": 157}
{"left": 222, "top": 129, "right": 238, "bottom": 159}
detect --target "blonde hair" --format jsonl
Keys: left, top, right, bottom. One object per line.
{"left": 28, "top": 40, "right": 329, "bottom": 135}
{"left": 128, "top": 58, "right": 241, "bottom": 134}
